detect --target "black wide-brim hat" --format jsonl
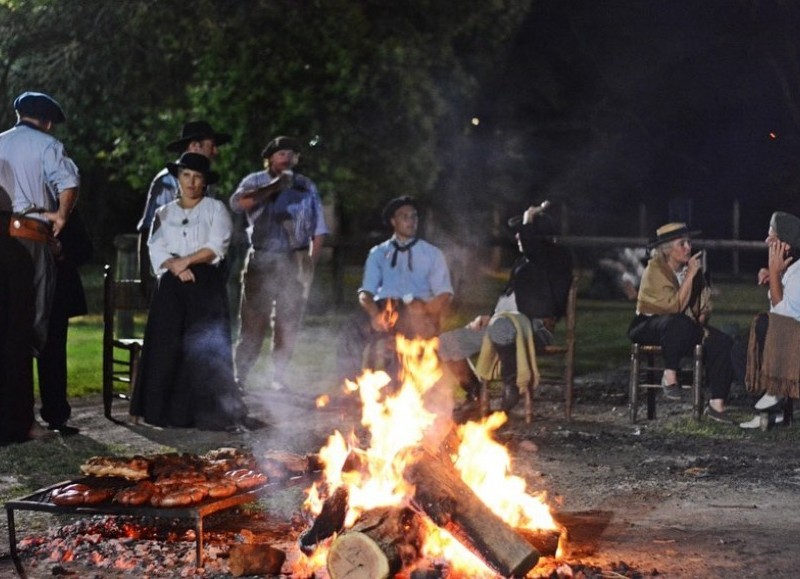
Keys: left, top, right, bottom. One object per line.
{"left": 648, "top": 222, "right": 701, "bottom": 249}
{"left": 166, "top": 152, "right": 219, "bottom": 185}
{"left": 166, "top": 120, "right": 232, "bottom": 152}
{"left": 13, "top": 91, "right": 66, "bottom": 124}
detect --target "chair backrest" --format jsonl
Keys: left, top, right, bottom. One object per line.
{"left": 102, "top": 264, "right": 149, "bottom": 340}
{"left": 543, "top": 272, "right": 579, "bottom": 355}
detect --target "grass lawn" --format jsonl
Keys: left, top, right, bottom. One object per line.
{"left": 60, "top": 263, "right": 767, "bottom": 398}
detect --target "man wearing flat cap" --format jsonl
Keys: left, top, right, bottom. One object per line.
{"left": 0, "top": 91, "right": 79, "bottom": 442}
{"left": 136, "top": 120, "right": 231, "bottom": 292}
{"left": 335, "top": 196, "right": 453, "bottom": 386}
{"left": 230, "top": 135, "right": 329, "bottom": 391}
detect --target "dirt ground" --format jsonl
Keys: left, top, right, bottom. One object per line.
{"left": 1, "top": 369, "right": 799, "bottom": 578}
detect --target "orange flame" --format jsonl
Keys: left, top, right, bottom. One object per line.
{"left": 297, "top": 335, "right": 560, "bottom": 576}
{"left": 382, "top": 299, "right": 400, "bottom": 329}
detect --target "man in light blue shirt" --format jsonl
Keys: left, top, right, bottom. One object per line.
{"left": 0, "top": 91, "right": 79, "bottom": 442}
{"left": 336, "top": 196, "right": 453, "bottom": 384}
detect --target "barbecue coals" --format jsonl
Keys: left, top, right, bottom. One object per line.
{"left": 16, "top": 514, "right": 297, "bottom": 578}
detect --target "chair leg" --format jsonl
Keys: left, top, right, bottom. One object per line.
{"left": 692, "top": 344, "right": 704, "bottom": 421}
{"left": 523, "top": 380, "right": 533, "bottom": 424}
{"left": 479, "top": 379, "right": 490, "bottom": 417}
{"left": 784, "top": 398, "right": 794, "bottom": 426}
{"left": 629, "top": 344, "right": 640, "bottom": 423}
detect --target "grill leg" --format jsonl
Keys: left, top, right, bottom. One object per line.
{"left": 195, "top": 517, "right": 204, "bottom": 568}
{"left": 6, "top": 507, "right": 26, "bottom": 578}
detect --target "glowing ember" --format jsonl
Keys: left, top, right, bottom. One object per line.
{"left": 299, "top": 335, "right": 562, "bottom": 576}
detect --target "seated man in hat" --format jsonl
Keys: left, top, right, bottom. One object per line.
{"left": 438, "top": 205, "right": 573, "bottom": 412}
{"left": 136, "top": 120, "right": 231, "bottom": 293}
{"left": 336, "top": 196, "right": 453, "bottom": 385}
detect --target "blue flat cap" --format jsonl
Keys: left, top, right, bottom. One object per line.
{"left": 13, "top": 92, "right": 66, "bottom": 124}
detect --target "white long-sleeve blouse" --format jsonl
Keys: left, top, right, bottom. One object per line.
{"left": 148, "top": 197, "right": 232, "bottom": 277}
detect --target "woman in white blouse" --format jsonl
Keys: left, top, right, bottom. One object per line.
{"left": 131, "top": 152, "right": 250, "bottom": 432}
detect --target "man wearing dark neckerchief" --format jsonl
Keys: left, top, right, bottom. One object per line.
{"left": 336, "top": 196, "right": 453, "bottom": 385}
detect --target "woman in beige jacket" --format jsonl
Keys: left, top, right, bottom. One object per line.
{"left": 628, "top": 223, "right": 734, "bottom": 423}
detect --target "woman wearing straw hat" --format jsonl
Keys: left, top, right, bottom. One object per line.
{"left": 628, "top": 222, "right": 734, "bottom": 423}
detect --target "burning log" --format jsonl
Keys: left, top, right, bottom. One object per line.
{"left": 228, "top": 544, "right": 286, "bottom": 577}
{"left": 405, "top": 449, "right": 540, "bottom": 578}
{"left": 298, "top": 485, "right": 349, "bottom": 554}
{"left": 327, "top": 506, "right": 424, "bottom": 579}
{"left": 516, "top": 527, "right": 563, "bottom": 558}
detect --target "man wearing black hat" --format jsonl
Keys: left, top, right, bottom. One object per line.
{"left": 230, "top": 135, "right": 329, "bottom": 391}
{"left": 136, "top": 120, "right": 231, "bottom": 291}
{"left": 0, "top": 91, "right": 79, "bottom": 442}
{"left": 335, "top": 196, "right": 454, "bottom": 385}
{"left": 438, "top": 205, "right": 573, "bottom": 412}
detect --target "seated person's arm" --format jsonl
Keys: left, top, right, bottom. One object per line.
{"left": 467, "top": 314, "right": 490, "bottom": 330}
{"left": 359, "top": 291, "right": 390, "bottom": 332}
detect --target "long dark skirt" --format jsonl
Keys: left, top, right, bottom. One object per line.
{"left": 131, "top": 264, "right": 247, "bottom": 430}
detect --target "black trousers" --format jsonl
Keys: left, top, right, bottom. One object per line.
{"left": 0, "top": 230, "right": 36, "bottom": 443}
{"left": 628, "top": 313, "right": 733, "bottom": 400}
{"left": 36, "top": 287, "right": 71, "bottom": 427}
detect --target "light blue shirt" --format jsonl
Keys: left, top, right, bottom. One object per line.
{"left": 230, "top": 170, "right": 328, "bottom": 252}
{"left": 0, "top": 123, "right": 79, "bottom": 220}
{"left": 359, "top": 237, "right": 453, "bottom": 301}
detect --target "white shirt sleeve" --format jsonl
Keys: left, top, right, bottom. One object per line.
{"left": 771, "top": 262, "right": 800, "bottom": 320}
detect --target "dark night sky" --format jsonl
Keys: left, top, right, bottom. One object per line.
{"left": 475, "top": 0, "right": 800, "bottom": 241}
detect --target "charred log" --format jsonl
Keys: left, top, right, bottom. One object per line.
{"left": 298, "top": 485, "right": 349, "bottom": 554}
{"left": 405, "top": 448, "right": 540, "bottom": 578}
{"left": 228, "top": 544, "right": 286, "bottom": 577}
{"left": 327, "top": 506, "right": 424, "bottom": 579}
{"left": 516, "top": 526, "right": 563, "bottom": 558}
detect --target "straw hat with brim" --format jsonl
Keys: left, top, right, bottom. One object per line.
{"left": 166, "top": 152, "right": 219, "bottom": 185}
{"left": 166, "top": 121, "right": 232, "bottom": 153}
{"left": 648, "top": 222, "right": 701, "bottom": 249}
{"left": 13, "top": 91, "right": 66, "bottom": 124}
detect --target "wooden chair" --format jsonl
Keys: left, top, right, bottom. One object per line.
{"left": 102, "top": 264, "right": 148, "bottom": 420}
{"left": 628, "top": 343, "right": 703, "bottom": 423}
{"left": 478, "top": 272, "right": 580, "bottom": 422}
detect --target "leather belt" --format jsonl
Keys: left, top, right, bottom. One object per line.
{"left": 4, "top": 214, "right": 52, "bottom": 244}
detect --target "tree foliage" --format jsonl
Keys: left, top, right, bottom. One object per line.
{"left": 0, "top": 0, "right": 532, "bottom": 256}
